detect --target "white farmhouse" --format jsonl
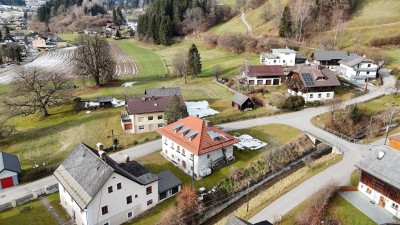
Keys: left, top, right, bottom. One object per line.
{"left": 338, "top": 54, "right": 379, "bottom": 84}
{"left": 355, "top": 146, "right": 400, "bottom": 217}
{"left": 157, "top": 116, "right": 240, "bottom": 178}
{"left": 286, "top": 65, "right": 341, "bottom": 102}
{"left": 54, "top": 143, "right": 181, "bottom": 225}
{"left": 260, "top": 48, "right": 297, "bottom": 66}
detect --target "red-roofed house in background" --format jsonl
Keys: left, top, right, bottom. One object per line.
{"left": 388, "top": 135, "right": 400, "bottom": 151}
{"left": 121, "top": 95, "right": 185, "bottom": 133}
{"left": 157, "top": 116, "right": 240, "bottom": 178}
{"left": 243, "top": 65, "right": 285, "bottom": 86}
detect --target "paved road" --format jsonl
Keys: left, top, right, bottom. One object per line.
{"left": 0, "top": 73, "right": 394, "bottom": 221}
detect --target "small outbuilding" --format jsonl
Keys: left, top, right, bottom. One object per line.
{"left": 232, "top": 93, "right": 255, "bottom": 111}
{"left": 0, "top": 152, "right": 21, "bottom": 190}
{"left": 98, "top": 96, "right": 113, "bottom": 108}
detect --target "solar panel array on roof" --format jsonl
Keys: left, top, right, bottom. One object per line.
{"left": 207, "top": 130, "right": 220, "bottom": 140}
{"left": 302, "top": 73, "right": 315, "bottom": 86}
{"left": 173, "top": 123, "right": 183, "bottom": 131}
{"left": 179, "top": 127, "right": 191, "bottom": 135}
{"left": 187, "top": 131, "right": 198, "bottom": 140}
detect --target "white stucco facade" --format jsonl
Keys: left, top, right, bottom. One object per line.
{"left": 59, "top": 172, "right": 158, "bottom": 225}
{"left": 359, "top": 182, "right": 400, "bottom": 217}
{"left": 161, "top": 136, "right": 234, "bottom": 178}
{"left": 288, "top": 89, "right": 334, "bottom": 102}
{"left": 339, "top": 62, "right": 379, "bottom": 80}
{"left": 260, "top": 49, "right": 296, "bottom": 66}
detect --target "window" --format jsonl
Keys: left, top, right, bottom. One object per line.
{"left": 117, "top": 183, "right": 122, "bottom": 190}
{"left": 108, "top": 186, "right": 113, "bottom": 193}
{"left": 147, "top": 200, "right": 153, "bottom": 206}
{"left": 273, "top": 60, "right": 276, "bottom": 63}
{"left": 158, "top": 115, "right": 163, "bottom": 120}
{"left": 326, "top": 93, "right": 330, "bottom": 97}
{"left": 283, "top": 60, "right": 286, "bottom": 63}
{"left": 138, "top": 125, "right": 145, "bottom": 130}
{"left": 182, "top": 149, "right": 186, "bottom": 156}
{"left": 366, "top": 188, "right": 372, "bottom": 194}
{"left": 171, "top": 143, "right": 174, "bottom": 149}
{"left": 128, "top": 212, "right": 133, "bottom": 218}
{"left": 318, "top": 93, "right": 321, "bottom": 98}
{"left": 158, "top": 123, "right": 163, "bottom": 128}
{"left": 127, "top": 195, "right": 132, "bottom": 204}
{"left": 366, "top": 71, "right": 370, "bottom": 75}
{"left": 392, "top": 203, "right": 399, "bottom": 210}
{"left": 207, "top": 154, "right": 210, "bottom": 159}
{"left": 310, "top": 94, "right": 313, "bottom": 99}
{"left": 177, "top": 146, "right": 180, "bottom": 153}
{"left": 135, "top": 194, "right": 138, "bottom": 198}
{"left": 104, "top": 223, "right": 109, "bottom": 225}
{"left": 138, "top": 117, "right": 144, "bottom": 122}
{"left": 146, "top": 186, "right": 152, "bottom": 195}
{"left": 148, "top": 116, "right": 154, "bottom": 121}
{"left": 164, "top": 138, "right": 168, "bottom": 145}
{"left": 368, "top": 64, "right": 371, "bottom": 67}
{"left": 101, "top": 206, "right": 108, "bottom": 215}
{"left": 172, "top": 154, "right": 174, "bottom": 158}
{"left": 190, "top": 154, "right": 194, "bottom": 161}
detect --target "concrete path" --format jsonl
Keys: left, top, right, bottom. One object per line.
{"left": 339, "top": 191, "right": 396, "bottom": 224}
{"left": 40, "top": 197, "right": 64, "bottom": 225}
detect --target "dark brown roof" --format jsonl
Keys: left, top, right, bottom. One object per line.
{"left": 290, "top": 65, "right": 341, "bottom": 88}
{"left": 126, "top": 95, "right": 185, "bottom": 115}
{"left": 246, "top": 65, "right": 284, "bottom": 77}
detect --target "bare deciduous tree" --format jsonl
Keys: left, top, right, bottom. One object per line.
{"left": 326, "top": 97, "right": 343, "bottom": 123}
{"left": 292, "top": 0, "right": 313, "bottom": 42}
{"left": 74, "top": 34, "right": 116, "bottom": 86}
{"left": 3, "top": 68, "right": 71, "bottom": 117}
{"left": 260, "top": 2, "right": 273, "bottom": 22}
{"left": 182, "top": 7, "right": 205, "bottom": 34}
{"left": 213, "top": 64, "right": 222, "bottom": 81}
{"left": 331, "top": 9, "right": 345, "bottom": 47}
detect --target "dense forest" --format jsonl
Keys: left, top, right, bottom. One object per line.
{"left": 36, "top": 0, "right": 107, "bottom": 23}
{"left": 0, "top": 0, "right": 25, "bottom": 5}
{"left": 137, "top": 0, "right": 235, "bottom": 45}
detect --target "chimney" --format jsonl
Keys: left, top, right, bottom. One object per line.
{"left": 99, "top": 150, "right": 106, "bottom": 161}
{"left": 96, "top": 142, "right": 104, "bottom": 151}
{"left": 124, "top": 154, "right": 130, "bottom": 163}
{"left": 154, "top": 103, "right": 158, "bottom": 107}
{"left": 141, "top": 97, "right": 146, "bottom": 101}
{"left": 205, "top": 120, "right": 211, "bottom": 127}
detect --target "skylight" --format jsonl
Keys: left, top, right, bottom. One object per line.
{"left": 173, "top": 123, "right": 184, "bottom": 132}
{"left": 187, "top": 131, "right": 198, "bottom": 140}
{"left": 208, "top": 130, "right": 220, "bottom": 141}
{"left": 179, "top": 127, "right": 191, "bottom": 135}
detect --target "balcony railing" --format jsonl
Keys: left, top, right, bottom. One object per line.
{"left": 120, "top": 111, "right": 131, "bottom": 123}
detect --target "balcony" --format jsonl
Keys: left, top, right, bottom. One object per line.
{"left": 120, "top": 111, "right": 131, "bottom": 123}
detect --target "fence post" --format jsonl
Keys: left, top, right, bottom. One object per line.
{"left": 11, "top": 199, "right": 16, "bottom": 207}
{"left": 32, "top": 190, "right": 38, "bottom": 200}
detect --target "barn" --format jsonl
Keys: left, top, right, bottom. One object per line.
{"left": 232, "top": 92, "right": 255, "bottom": 111}
{"left": 0, "top": 152, "right": 21, "bottom": 190}
{"left": 98, "top": 96, "right": 114, "bottom": 108}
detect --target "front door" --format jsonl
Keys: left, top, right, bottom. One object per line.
{"left": 379, "top": 196, "right": 386, "bottom": 207}
{"left": 182, "top": 160, "right": 186, "bottom": 169}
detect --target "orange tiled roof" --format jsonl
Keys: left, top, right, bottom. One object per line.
{"left": 157, "top": 116, "right": 239, "bottom": 156}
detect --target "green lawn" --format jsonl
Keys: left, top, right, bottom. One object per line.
{"left": 57, "top": 33, "right": 79, "bottom": 44}
{"left": 279, "top": 194, "right": 376, "bottom": 225}
{"left": 208, "top": 15, "right": 247, "bottom": 35}
{"left": 0, "top": 199, "right": 57, "bottom": 225}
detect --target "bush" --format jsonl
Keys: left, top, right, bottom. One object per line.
{"left": 133, "top": 140, "right": 139, "bottom": 145}
{"left": 283, "top": 96, "right": 305, "bottom": 110}
{"left": 270, "top": 92, "right": 286, "bottom": 109}
{"left": 251, "top": 94, "right": 264, "bottom": 106}
{"left": 22, "top": 165, "right": 59, "bottom": 183}
{"left": 203, "top": 33, "right": 219, "bottom": 47}
{"left": 369, "top": 34, "right": 400, "bottom": 47}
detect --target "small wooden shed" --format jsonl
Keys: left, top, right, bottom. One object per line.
{"left": 231, "top": 92, "right": 254, "bottom": 111}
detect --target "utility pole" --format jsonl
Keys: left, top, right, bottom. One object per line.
{"left": 246, "top": 180, "right": 250, "bottom": 212}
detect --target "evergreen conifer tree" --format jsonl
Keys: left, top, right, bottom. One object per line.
{"left": 279, "top": 5, "right": 293, "bottom": 38}
{"left": 186, "top": 43, "right": 202, "bottom": 78}
{"left": 164, "top": 95, "right": 189, "bottom": 124}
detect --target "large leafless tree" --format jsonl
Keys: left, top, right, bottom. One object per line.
{"left": 74, "top": 35, "right": 116, "bottom": 86}
{"left": 3, "top": 68, "right": 71, "bottom": 117}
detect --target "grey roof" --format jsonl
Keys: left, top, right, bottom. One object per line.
{"left": 295, "top": 53, "right": 307, "bottom": 59}
{"left": 156, "top": 170, "right": 182, "bottom": 193}
{"left": 54, "top": 143, "right": 158, "bottom": 210}
{"left": 145, "top": 87, "right": 181, "bottom": 97}
{"left": 339, "top": 54, "right": 375, "bottom": 67}
{"left": 98, "top": 96, "right": 113, "bottom": 103}
{"left": 313, "top": 50, "right": 348, "bottom": 61}
{"left": 225, "top": 215, "right": 253, "bottom": 225}
{"left": 232, "top": 92, "right": 251, "bottom": 105}
{"left": 261, "top": 53, "right": 279, "bottom": 59}
{"left": 272, "top": 48, "right": 296, "bottom": 54}
{"left": 0, "top": 152, "right": 21, "bottom": 174}
{"left": 355, "top": 146, "right": 400, "bottom": 189}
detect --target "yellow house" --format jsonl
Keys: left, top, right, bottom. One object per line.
{"left": 121, "top": 95, "right": 185, "bottom": 133}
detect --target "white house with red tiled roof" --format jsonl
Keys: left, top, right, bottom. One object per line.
{"left": 157, "top": 116, "right": 240, "bottom": 178}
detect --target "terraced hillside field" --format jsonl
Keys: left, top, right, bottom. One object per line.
{"left": 0, "top": 43, "right": 137, "bottom": 83}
